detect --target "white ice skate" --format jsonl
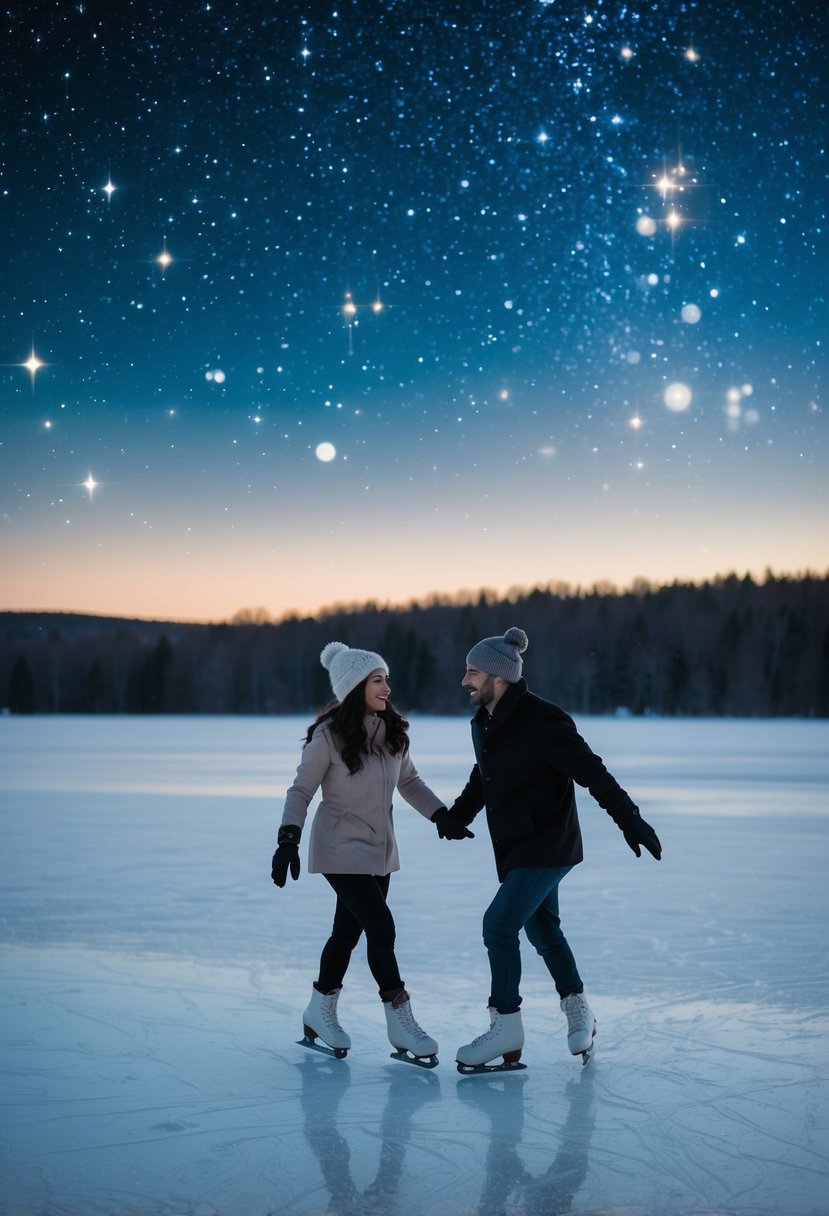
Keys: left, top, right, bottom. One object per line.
{"left": 456, "top": 1008, "right": 526, "bottom": 1075}
{"left": 298, "top": 986, "right": 351, "bottom": 1059}
{"left": 561, "top": 992, "right": 596, "bottom": 1065}
{"left": 383, "top": 989, "right": 438, "bottom": 1068}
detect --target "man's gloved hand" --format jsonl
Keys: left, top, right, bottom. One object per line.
{"left": 272, "top": 824, "right": 302, "bottom": 887}
{"left": 622, "top": 814, "right": 661, "bottom": 860}
{"left": 431, "top": 807, "right": 475, "bottom": 840}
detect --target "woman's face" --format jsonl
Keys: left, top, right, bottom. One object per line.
{"left": 364, "top": 668, "right": 391, "bottom": 713}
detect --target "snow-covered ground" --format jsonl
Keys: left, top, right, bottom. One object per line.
{"left": 2, "top": 714, "right": 828, "bottom": 1216}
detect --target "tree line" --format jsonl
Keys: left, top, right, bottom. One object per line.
{"left": 2, "top": 570, "right": 827, "bottom": 717}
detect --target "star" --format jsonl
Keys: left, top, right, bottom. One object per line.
{"left": 83, "top": 474, "right": 98, "bottom": 498}
{"left": 342, "top": 292, "right": 358, "bottom": 354}
{"left": 156, "top": 240, "right": 173, "bottom": 274}
{"left": 103, "top": 178, "right": 115, "bottom": 200}
{"left": 21, "top": 347, "right": 46, "bottom": 384}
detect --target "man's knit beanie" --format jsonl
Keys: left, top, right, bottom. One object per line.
{"left": 466, "top": 627, "right": 529, "bottom": 683}
{"left": 320, "top": 641, "right": 388, "bottom": 702}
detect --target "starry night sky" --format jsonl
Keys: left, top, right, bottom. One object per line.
{"left": 2, "top": 0, "right": 827, "bottom": 622}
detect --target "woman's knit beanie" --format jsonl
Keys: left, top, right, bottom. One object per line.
{"left": 320, "top": 641, "right": 388, "bottom": 702}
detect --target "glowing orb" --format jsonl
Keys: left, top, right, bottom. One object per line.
{"left": 664, "top": 383, "right": 693, "bottom": 412}
{"left": 315, "top": 442, "right": 337, "bottom": 462}
{"left": 681, "top": 303, "right": 702, "bottom": 324}
{"left": 636, "top": 216, "right": 657, "bottom": 237}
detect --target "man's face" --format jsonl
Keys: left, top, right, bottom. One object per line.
{"left": 462, "top": 665, "right": 499, "bottom": 709}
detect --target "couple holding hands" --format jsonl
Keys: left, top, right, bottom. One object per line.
{"left": 271, "top": 628, "right": 661, "bottom": 1072}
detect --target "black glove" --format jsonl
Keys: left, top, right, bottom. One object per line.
{"left": 431, "top": 807, "right": 474, "bottom": 840}
{"left": 622, "top": 814, "right": 661, "bottom": 860}
{"left": 272, "top": 824, "right": 301, "bottom": 887}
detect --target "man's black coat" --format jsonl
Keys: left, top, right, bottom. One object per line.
{"left": 449, "top": 678, "right": 640, "bottom": 881}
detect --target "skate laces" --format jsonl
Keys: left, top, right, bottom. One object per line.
{"left": 470, "top": 1010, "right": 501, "bottom": 1046}
{"left": 320, "top": 993, "right": 345, "bottom": 1033}
{"left": 562, "top": 993, "right": 590, "bottom": 1033}
{"left": 393, "top": 994, "right": 431, "bottom": 1043}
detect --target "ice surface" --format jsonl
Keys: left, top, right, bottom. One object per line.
{"left": 2, "top": 715, "right": 828, "bottom": 1216}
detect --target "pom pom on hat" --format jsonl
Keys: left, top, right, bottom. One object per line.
{"left": 320, "top": 641, "right": 388, "bottom": 702}
{"left": 466, "top": 627, "right": 528, "bottom": 683}
{"left": 320, "top": 641, "right": 348, "bottom": 671}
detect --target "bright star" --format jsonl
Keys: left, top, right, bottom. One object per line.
{"left": 103, "top": 178, "right": 115, "bottom": 200}
{"left": 156, "top": 240, "right": 173, "bottom": 274}
{"left": 22, "top": 348, "right": 46, "bottom": 383}
{"left": 83, "top": 474, "right": 98, "bottom": 497}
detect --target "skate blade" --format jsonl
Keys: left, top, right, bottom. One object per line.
{"left": 389, "top": 1049, "right": 439, "bottom": 1069}
{"left": 297, "top": 1035, "right": 348, "bottom": 1060}
{"left": 578, "top": 1026, "right": 597, "bottom": 1066}
{"left": 456, "top": 1059, "right": 527, "bottom": 1075}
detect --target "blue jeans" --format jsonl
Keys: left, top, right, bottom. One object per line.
{"left": 482, "top": 866, "right": 583, "bottom": 1012}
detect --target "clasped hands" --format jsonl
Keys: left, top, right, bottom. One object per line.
{"left": 431, "top": 807, "right": 474, "bottom": 841}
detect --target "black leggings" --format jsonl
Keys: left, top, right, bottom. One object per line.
{"left": 317, "top": 873, "right": 402, "bottom": 995}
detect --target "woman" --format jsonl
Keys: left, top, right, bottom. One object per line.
{"left": 271, "top": 641, "right": 445, "bottom": 1064}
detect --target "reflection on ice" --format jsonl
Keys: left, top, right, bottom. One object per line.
{"left": 1, "top": 716, "right": 828, "bottom": 1215}
{"left": 298, "top": 1056, "right": 443, "bottom": 1214}
{"left": 297, "top": 1057, "right": 595, "bottom": 1216}
{"left": 457, "top": 1072, "right": 594, "bottom": 1216}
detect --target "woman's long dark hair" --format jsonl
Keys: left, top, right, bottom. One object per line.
{"left": 305, "top": 676, "right": 410, "bottom": 774}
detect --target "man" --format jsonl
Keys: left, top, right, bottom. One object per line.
{"left": 432, "top": 627, "right": 661, "bottom": 1071}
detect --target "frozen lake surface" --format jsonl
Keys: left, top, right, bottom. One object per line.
{"left": 2, "top": 714, "right": 828, "bottom": 1216}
